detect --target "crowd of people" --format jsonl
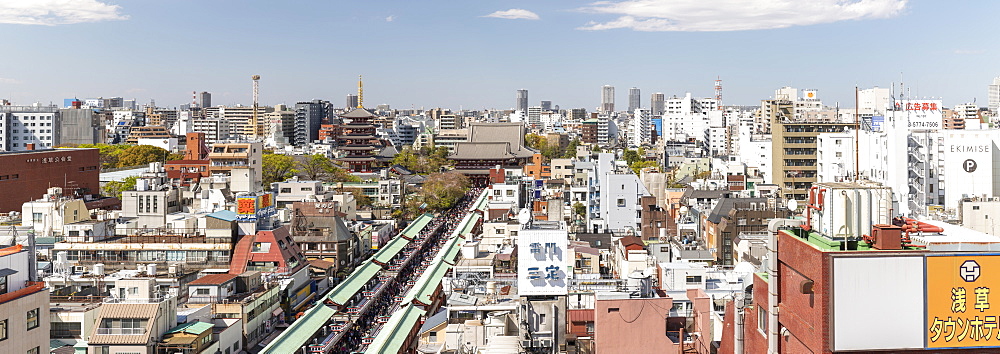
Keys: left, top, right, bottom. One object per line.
{"left": 331, "top": 187, "right": 485, "bottom": 352}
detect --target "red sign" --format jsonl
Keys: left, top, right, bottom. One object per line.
{"left": 895, "top": 101, "right": 939, "bottom": 111}
{"left": 237, "top": 197, "right": 257, "bottom": 215}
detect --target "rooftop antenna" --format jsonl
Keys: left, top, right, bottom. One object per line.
{"left": 854, "top": 86, "right": 860, "bottom": 182}
{"left": 251, "top": 75, "right": 261, "bottom": 139}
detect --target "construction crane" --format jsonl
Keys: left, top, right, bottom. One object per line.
{"left": 251, "top": 75, "right": 260, "bottom": 139}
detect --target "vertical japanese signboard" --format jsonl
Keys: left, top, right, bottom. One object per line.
{"left": 927, "top": 255, "right": 1000, "bottom": 348}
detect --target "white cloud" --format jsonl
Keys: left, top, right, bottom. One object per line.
{"left": 0, "top": 0, "right": 127, "bottom": 26}
{"left": 385, "top": 15, "right": 395, "bottom": 22}
{"left": 0, "top": 77, "right": 21, "bottom": 84}
{"left": 483, "top": 9, "right": 540, "bottom": 20}
{"left": 577, "top": 0, "right": 907, "bottom": 32}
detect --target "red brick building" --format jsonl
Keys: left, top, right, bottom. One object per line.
{"left": 0, "top": 147, "right": 100, "bottom": 213}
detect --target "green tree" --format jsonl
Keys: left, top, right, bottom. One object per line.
{"left": 622, "top": 149, "right": 641, "bottom": 166}
{"left": 296, "top": 154, "right": 334, "bottom": 181}
{"left": 630, "top": 160, "right": 663, "bottom": 175}
{"left": 392, "top": 146, "right": 453, "bottom": 174}
{"left": 262, "top": 154, "right": 297, "bottom": 185}
{"left": 103, "top": 175, "right": 138, "bottom": 199}
{"left": 563, "top": 138, "right": 581, "bottom": 158}
{"left": 417, "top": 171, "right": 470, "bottom": 211}
{"left": 344, "top": 187, "right": 373, "bottom": 208}
{"left": 573, "top": 202, "right": 586, "bottom": 219}
{"left": 76, "top": 143, "right": 131, "bottom": 169}
{"left": 116, "top": 145, "right": 181, "bottom": 168}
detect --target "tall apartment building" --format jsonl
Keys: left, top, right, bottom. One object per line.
{"left": 516, "top": 89, "right": 529, "bottom": 112}
{"left": 628, "top": 87, "right": 640, "bottom": 112}
{"left": 990, "top": 76, "right": 1000, "bottom": 114}
{"left": 197, "top": 91, "right": 212, "bottom": 108}
{"left": 192, "top": 118, "right": 231, "bottom": 143}
{"left": 58, "top": 107, "right": 104, "bottom": 146}
{"left": 264, "top": 110, "right": 296, "bottom": 146}
{"left": 651, "top": 92, "right": 665, "bottom": 116}
{"left": 208, "top": 141, "right": 263, "bottom": 193}
{"left": 206, "top": 106, "right": 275, "bottom": 139}
{"left": 0, "top": 105, "right": 60, "bottom": 151}
{"left": 767, "top": 99, "right": 853, "bottom": 200}
{"left": 294, "top": 100, "right": 331, "bottom": 147}
{"left": 346, "top": 94, "right": 359, "bottom": 110}
{"left": 439, "top": 114, "right": 463, "bottom": 130}
{"left": 601, "top": 85, "right": 615, "bottom": 112}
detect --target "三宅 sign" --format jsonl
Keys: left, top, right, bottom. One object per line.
{"left": 517, "top": 227, "right": 568, "bottom": 296}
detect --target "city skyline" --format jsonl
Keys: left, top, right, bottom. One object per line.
{"left": 0, "top": 1, "right": 997, "bottom": 109}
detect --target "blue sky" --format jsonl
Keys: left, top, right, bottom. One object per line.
{"left": 0, "top": 0, "right": 996, "bottom": 110}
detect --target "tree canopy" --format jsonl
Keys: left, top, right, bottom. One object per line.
{"left": 415, "top": 171, "right": 470, "bottom": 211}
{"left": 391, "top": 146, "right": 452, "bottom": 174}
{"left": 262, "top": 153, "right": 297, "bottom": 185}
{"left": 116, "top": 145, "right": 182, "bottom": 168}
{"left": 103, "top": 175, "right": 138, "bottom": 199}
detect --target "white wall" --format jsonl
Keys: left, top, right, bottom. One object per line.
{"left": 832, "top": 256, "right": 924, "bottom": 351}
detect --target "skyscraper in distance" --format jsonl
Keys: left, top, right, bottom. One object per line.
{"left": 989, "top": 77, "right": 1000, "bottom": 113}
{"left": 197, "top": 91, "right": 211, "bottom": 108}
{"left": 628, "top": 87, "right": 640, "bottom": 112}
{"left": 601, "top": 85, "right": 615, "bottom": 112}
{"left": 651, "top": 93, "right": 665, "bottom": 115}
{"left": 516, "top": 89, "right": 528, "bottom": 112}
{"left": 346, "top": 94, "right": 359, "bottom": 109}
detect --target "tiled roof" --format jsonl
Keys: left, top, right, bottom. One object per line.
{"left": 449, "top": 142, "right": 516, "bottom": 160}
{"left": 189, "top": 273, "right": 238, "bottom": 285}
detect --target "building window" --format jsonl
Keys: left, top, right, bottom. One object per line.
{"left": 27, "top": 347, "right": 39, "bottom": 354}
{"left": 0, "top": 275, "right": 7, "bottom": 294}
{"left": 251, "top": 242, "right": 271, "bottom": 253}
{"left": 758, "top": 308, "right": 768, "bottom": 336}
{"left": 0, "top": 319, "right": 6, "bottom": 341}
{"left": 506, "top": 190, "right": 514, "bottom": 197}
{"left": 617, "top": 198, "right": 626, "bottom": 207}
{"left": 26, "top": 308, "right": 38, "bottom": 330}
{"left": 196, "top": 288, "right": 210, "bottom": 295}
{"left": 495, "top": 229, "right": 505, "bottom": 234}
{"left": 429, "top": 332, "right": 437, "bottom": 342}
{"left": 280, "top": 188, "right": 291, "bottom": 193}
{"left": 685, "top": 275, "right": 703, "bottom": 283}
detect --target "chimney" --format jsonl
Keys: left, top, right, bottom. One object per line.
{"left": 25, "top": 143, "right": 35, "bottom": 150}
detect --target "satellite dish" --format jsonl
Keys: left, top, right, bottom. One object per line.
{"left": 517, "top": 208, "right": 531, "bottom": 225}
{"left": 787, "top": 199, "right": 798, "bottom": 211}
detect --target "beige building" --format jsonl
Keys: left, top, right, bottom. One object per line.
{"left": 208, "top": 141, "right": 263, "bottom": 193}
{"left": 0, "top": 245, "right": 50, "bottom": 354}
{"left": 766, "top": 99, "right": 853, "bottom": 200}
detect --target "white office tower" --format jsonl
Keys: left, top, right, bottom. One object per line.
{"left": 989, "top": 77, "right": 1000, "bottom": 114}
{"left": 628, "top": 109, "right": 650, "bottom": 148}
{"left": 660, "top": 93, "right": 712, "bottom": 142}
{"left": 601, "top": 85, "right": 615, "bottom": 112}
{"left": 628, "top": 87, "right": 640, "bottom": 112}
{"left": 858, "top": 87, "right": 892, "bottom": 118}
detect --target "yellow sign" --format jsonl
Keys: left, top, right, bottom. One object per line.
{"left": 927, "top": 255, "right": 1000, "bottom": 348}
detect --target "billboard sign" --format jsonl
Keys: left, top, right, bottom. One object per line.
{"left": 894, "top": 100, "right": 942, "bottom": 130}
{"left": 927, "top": 255, "right": 1000, "bottom": 348}
{"left": 517, "top": 227, "right": 568, "bottom": 296}
{"left": 236, "top": 194, "right": 277, "bottom": 221}
{"left": 942, "top": 132, "right": 997, "bottom": 210}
